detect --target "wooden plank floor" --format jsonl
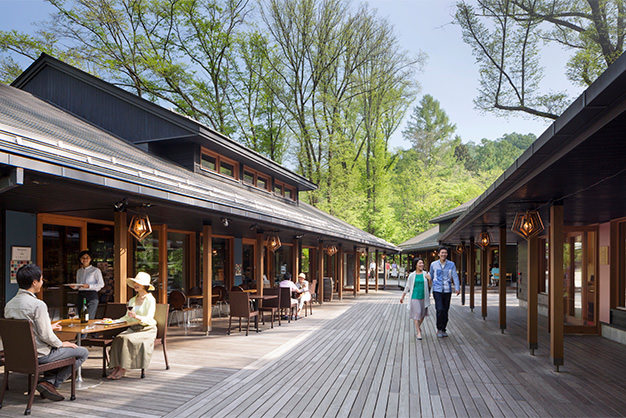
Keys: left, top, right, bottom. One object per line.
{"left": 2, "top": 290, "right": 626, "bottom": 417}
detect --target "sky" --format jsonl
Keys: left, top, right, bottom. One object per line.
{"left": 0, "top": 0, "right": 584, "bottom": 149}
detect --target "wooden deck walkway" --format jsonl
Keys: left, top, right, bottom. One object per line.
{"left": 2, "top": 290, "right": 626, "bottom": 417}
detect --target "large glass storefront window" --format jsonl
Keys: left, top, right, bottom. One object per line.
{"left": 87, "top": 223, "right": 114, "bottom": 303}
{"left": 273, "top": 245, "right": 292, "bottom": 284}
{"left": 242, "top": 243, "right": 255, "bottom": 289}
{"left": 212, "top": 238, "right": 231, "bottom": 289}
{"left": 167, "top": 232, "right": 188, "bottom": 292}
{"left": 133, "top": 230, "right": 160, "bottom": 300}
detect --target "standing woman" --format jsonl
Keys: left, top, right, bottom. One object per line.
{"left": 400, "top": 258, "right": 431, "bottom": 340}
{"left": 73, "top": 250, "right": 104, "bottom": 320}
{"left": 107, "top": 272, "right": 157, "bottom": 380}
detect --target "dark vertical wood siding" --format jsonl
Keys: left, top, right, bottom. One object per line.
{"left": 19, "top": 66, "right": 190, "bottom": 143}
{"left": 149, "top": 142, "right": 196, "bottom": 171}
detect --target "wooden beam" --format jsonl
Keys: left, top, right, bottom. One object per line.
{"left": 318, "top": 242, "right": 324, "bottom": 304}
{"left": 499, "top": 226, "right": 507, "bottom": 333}
{"left": 158, "top": 224, "right": 168, "bottom": 304}
{"left": 469, "top": 237, "right": 475, "bottom": 311}
{"left": 202, "top": 225, "right": 212, "bottom": 334}
{"left": 354, "top": 251, "right": 359, "bottom": 297}
{"left": 256, "top": 233, "right": 264, "bottom": 296}
{"left": 375, "top": 250, "right": 379, "bottom": 291}
{"left": 114, "top": 211, "right": 128, "bottom": 303}
{"left": 609, "top": 220, "right": 620, "bottom": 309}
{"left": 338, "top": 246, "right": 343, "bottom": 300}
{"left": 549, "top": 203, "right": 564, "bottom": 371}
{"left": 527, "top": 237, "right": 539, "bottom": 354}
{"left": 481, "top": 246, "right": 488, "bottom": 319}
{"left": 292, "top": 238, "right": 300, "bottom": 281}
{"left": 188, "top": 232, "right": 196, "bottom": 292}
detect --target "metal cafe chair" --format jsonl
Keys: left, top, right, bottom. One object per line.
{"left": 0, "top": 319, "right": 77, "bottom": 415}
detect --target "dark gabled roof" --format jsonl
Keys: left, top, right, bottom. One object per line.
{"left": 11, "top": 53, "right": 316, "bottom": 191}
{"left": 441, "top": 51, "right": 626, "bottom": 244}
{"left": 397, "top": 226, "right": 439, "bottom": 252}
{"left": 0, "top": 84, "right": 397, "bottom": 251}
{"left": 429, "top": 198, "right": 477, "bottom": 224}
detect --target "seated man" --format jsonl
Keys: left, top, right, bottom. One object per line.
{"left": 4, "top": 264, "right": 89, "bottom": 401}
{"left": 278, "top": 272, "right": 301, "bottom": 307}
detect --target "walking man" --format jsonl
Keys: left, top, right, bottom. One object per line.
{"left": 429, "top": 247, "right": 460, "bottom": 338}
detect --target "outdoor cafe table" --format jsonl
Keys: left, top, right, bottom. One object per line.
{"left": 54, "top": 319, "right": 130, "bottom": 387}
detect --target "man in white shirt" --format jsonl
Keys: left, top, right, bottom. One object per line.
{"left": 279, "top": 272, "right": 301, "bottom": 307}
{"left": 4, "top": 264, "right": 89, "bottom": 401}
{"left": 73, "top": 250, "right": 104, "bottom": 320}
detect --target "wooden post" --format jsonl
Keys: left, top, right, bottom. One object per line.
{"left": 338, "top": 246, "right": 343, "bottom": 300}
{"left": 354, "top": 251, "right": 359, "bottom": 297}
{"left": 375, "top": 250, "right": 379, "bottom": 291}
{"left": 383, "top": 254, "right": 388, "bottom": 290}
{"left": 481, "top": 246, "right": 488, "bottom": 319}
{"left": 292, "top": 238, "right": 300, "bottom": 281}
{"left": 158, "top": 224, "right": 168, "bottom": 304}
{"left": 365, "top": 250, "right": 369, "bottom": 294}
{"left": 202, "top": 224, "right": 212, "bottom": 334}
{"left": 114, "top": 211, "right": 128, "bottom": 303}
{"left": 256, "top": 233, "right": 264, "bottom": 296}
{"left": 469, "top": 237, "right": 475, "bottom": 311}
{"left": 318, "top": 242, "right": 324, "bottom": 304}
{"left": 499, "top": 226, "right": 507, "bottom": 333}
{"left": 609, "top": 221, "right": 620, "bottom": 309}
{"left": 527, "top": 237, "right": 539, "bottom": 354}
{"left": 550, "top": 203, "right": 564, "bottom": 371}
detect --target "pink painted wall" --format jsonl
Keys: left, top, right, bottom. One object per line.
{"left": 599, "top": 222, "right": 611, "bottom": 324}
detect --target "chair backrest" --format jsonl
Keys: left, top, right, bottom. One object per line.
{"left": 279, "top": 287, "right": 293, "bottom": 308}
{"left": 213, "top": 285, "right": 227, "bottom": 301}
{"left": 230, "top": 285, "right": 244, "bottom": 293}
{"left": 155, "top": 303, "right": 169, "bottom": 341}
{"left": 104, "top": 303, "right": 128, "bottom": 319}
{"left": 229, "top": 291, "right": 250, "bottom": 317}
{"left": 168, "top": 290, "right": 186, "bottom": 310}
{"left": 188, "top": 286, "right": 202, "bottom": 296}
{"left": 263, "top": 287, "right": 280, "bottom": 308}
{"left": 0, "top": 319, "right": 38, "bottom": 374}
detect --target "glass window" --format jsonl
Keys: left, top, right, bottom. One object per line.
{"left": 167, "top": 232, "right": 188, "bottom": 293}
{"left": 257, "top": 176, "right": 268, "bottom": 190}
{"left": 242, "top": 244, "right": 255, "bottom": 289}
{"left": 273, "top": 246, "right": 292, "bottom": 284}
{"left": 201, "top": 154, "right": 216, "bottom": 171}
{"left": 274, "top": 184, "right": 282, "bottom": 195}
{"left": 133, "top": 230, "right": 160, "bottom": 300}
{"left": 220, "top": 161, "right": 234, "bottom": 177}
{"left": 243, "top": 171, "right": 254, "bottom": 185}
{"left": 285, "top": 188, "right": 293, "bottom": 199}
{"left": 87, "top": 223, "right": 114, "bottom": 303}
{"left": 212, "top": 238, "right": 231, "bottom": 288}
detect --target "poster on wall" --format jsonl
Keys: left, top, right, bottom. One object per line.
{"left": 10, "top": 246, "right": 32, "bottom": 284}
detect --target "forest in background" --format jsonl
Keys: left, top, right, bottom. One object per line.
{"left": 1, "top": 0, "right": 621, "bottom": 244}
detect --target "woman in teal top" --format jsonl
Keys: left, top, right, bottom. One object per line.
{"left": 400, "top": 258, "right": 432, "bottom": 340}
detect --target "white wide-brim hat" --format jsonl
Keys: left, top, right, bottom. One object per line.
{"left": 127, "top": 272, "right": 155, "bottom": 291}
{"left": 298, "top": 272, "right": 306, "bottom": 279}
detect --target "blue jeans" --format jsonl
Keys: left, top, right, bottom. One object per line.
{"left": 433, "top": 291, "right": 452, "bottom": 332}
{"left": 38, "top": 346, "right": 89, "bottom": 387}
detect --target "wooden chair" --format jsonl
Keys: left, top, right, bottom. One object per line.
{"left": 303, "top": 279, "right": 316, "bottom": 317}
{"left": 279, "top": 287, "right": 298, "bottom": 323}
{"left": 228, "top": 291, "right": 258, "bottom": 336}
{"left": 0, "top": 319, "right": 76, "bottom": 415}
{"left": 81, "top": 303, "right": 127, "bottom": 377}
{"left": 259, "top": 287, "right": 281, "bottom": 328}
{"left": 168, "top": 290, "right": 194, "bottom": 332}
{"left": 212, "top": 285, "right": 227, "bottom": 317}
{"left": 141, "top": 303, "right": 170, "bottom": 379}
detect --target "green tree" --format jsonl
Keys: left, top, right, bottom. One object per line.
{"left": 455, "top": 0, "right": 625, "bottom": 120}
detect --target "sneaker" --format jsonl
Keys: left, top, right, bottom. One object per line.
{"left": 36, "top": 381, "right": 65, "bottom": 401}
{"left": 436, "top": 331, "right": 444, "bottom": 338}
{"left": 442, "top": 331, "right": 448, "bottom": 337}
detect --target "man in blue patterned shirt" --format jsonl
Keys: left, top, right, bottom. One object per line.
{"left": 429, "top": 247, "right": 460, "bottom": 338}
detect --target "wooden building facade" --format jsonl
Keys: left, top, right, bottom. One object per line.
{"left": 0, "top": 54, "right": 397, "bottom": 331}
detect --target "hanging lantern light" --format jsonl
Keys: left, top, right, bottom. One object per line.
{"left": 512, "top": 210, "right": 545, "bottom": 240}
{"left": 128, "top": 213, "right": 152, "bottom": 241}
{"left": 455, "top": 244, "right": 464, "bottom": 255}
{"left": 266, "top": 232, "right": 282, "bottom": 252}
{"left": 477, "top": 232, "right": 491, "bottom": 248}
{"left": 431, "top": 249, "right": 437, "bottom": 258}
{"left": 325, "top": 245, "right": 338, "bottom": 256}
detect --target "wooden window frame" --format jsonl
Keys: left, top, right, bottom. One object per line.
{"left": 200, "top": 147, "right": 239, "bottom": 180}
{"left": 242, "top": 165, "right": 271, "bottom": 192}
{"left": 273, "top": 179, "right": 297, "bottom": 201}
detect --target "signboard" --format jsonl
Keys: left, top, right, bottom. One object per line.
{"left": 10, "top": 246, "right": 32, "bottom": 284}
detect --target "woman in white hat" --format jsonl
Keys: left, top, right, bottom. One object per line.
{"left": 296, "top": 272, "right": 311, "bottom": 317}
{"left": 107, "top": 272, "right": 157, "bottom": 380}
